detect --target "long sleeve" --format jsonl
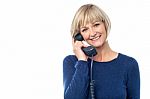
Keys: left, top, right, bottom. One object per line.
{"left": 63, "top": 55, "right": 90, "bottom": 99}
{"left": 126, "top": 58, "right": 140, "bottom": 99}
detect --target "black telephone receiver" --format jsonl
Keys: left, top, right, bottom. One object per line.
{"left": 74, "top": 33, "right": 97, "bottom": 57}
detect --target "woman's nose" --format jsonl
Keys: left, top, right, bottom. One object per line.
{"left": 89, "top": 28, "right": 96, "bottom": 37}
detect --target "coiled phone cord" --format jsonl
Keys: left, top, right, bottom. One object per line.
{"left": 90, "top": 55, "right": 95, "bottom": 99}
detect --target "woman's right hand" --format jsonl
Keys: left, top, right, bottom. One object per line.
{"left": 72, "top": 38, "right": 88, "bottom": 61}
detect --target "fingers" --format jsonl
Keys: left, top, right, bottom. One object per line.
{"left": 72, "top": 38, "right": 75, "bottom": 47}
{"left": 82, "top": 41, "right": 89, "bottom": 48}
{"left": 72, "top": 38, "right": 89, "bottom": 51}
{"left": 73, "top": 41, "right": 83, "bottom": 51}
{"left": 72, "top": 38, "right": 88, "bottom": 61}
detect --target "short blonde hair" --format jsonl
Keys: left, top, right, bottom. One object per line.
{"left": 71, "top": 4, "right": 111, "bottom": 37}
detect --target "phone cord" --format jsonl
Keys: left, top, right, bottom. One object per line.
{"left": 90, "top": 55, "right": 95, "bottom": 99}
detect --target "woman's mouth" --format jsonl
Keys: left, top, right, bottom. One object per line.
{"left": 91, "top": 35, "right": 101, "bottom": 41}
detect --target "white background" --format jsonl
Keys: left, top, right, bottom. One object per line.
{"left": 0, "top": 0, "right": 150, "bottom": 99}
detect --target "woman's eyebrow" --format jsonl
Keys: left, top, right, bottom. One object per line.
{"left": 80, "top": 26, "right": 87, "bottom": 29}
{"left": 92, "top": 21, "right": 100, "bottom": 24}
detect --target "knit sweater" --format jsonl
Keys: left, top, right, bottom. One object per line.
{"left": 63, "top": 53, "right": 140, "bottom": 99}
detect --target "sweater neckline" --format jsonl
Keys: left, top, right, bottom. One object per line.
{"left": 88, "top": 53, "right": 121, "bottom": 64}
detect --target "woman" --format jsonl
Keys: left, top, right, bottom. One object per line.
{"left": 63, "top": 4, "right": 140, "bottom": 99}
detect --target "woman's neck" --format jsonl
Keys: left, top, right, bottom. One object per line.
{"left": 93, "top": 41, "right": 118, "bottom": 62}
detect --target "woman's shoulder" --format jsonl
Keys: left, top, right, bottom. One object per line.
{"left": 119, "top": 53, "right": 138, "bottom": 63}
{"left": 63, "top": 54, "right": 78, "bottom": 64}
{"left": 119, "top": 53, "right": 140, "bottom": 78}
{"left": 119, "top": 53, "right": 139, "bottom": 69}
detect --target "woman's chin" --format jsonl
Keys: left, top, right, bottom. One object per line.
{"left": 91, "top": 42, "right": 105, "bottom": 48}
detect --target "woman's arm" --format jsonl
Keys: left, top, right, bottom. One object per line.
{"left": 126, "top": 58, "right": 140, "bottom": 99}
{"left": 63, "top": 55, "right": 89, "bottom": 99}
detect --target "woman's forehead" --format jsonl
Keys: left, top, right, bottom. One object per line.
{"left": 80, "top": 19, "right": 102, "bottom": 27}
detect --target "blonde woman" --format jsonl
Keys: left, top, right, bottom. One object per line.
{"left": 63, "top": 4, "right": 140, "bottom": 99}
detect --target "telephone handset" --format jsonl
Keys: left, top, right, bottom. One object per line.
{"left": 74, "top": 33, "right": 97, "bottom": 57}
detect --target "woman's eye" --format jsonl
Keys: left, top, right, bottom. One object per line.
{"left": 94, "top": 23, "right": 100, "bottom": 27}
{"left": 82, "top": 29, "right": 87, "bottom": 32}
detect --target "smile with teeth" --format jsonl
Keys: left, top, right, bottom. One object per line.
{"left": 91, "top": 35, "right": 101, "bottom": 41}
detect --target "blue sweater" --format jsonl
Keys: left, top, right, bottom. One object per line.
{"left": 63, "top": 53, "right": 140, "bottom": 99}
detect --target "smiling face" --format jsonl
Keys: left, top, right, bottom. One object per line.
{"left": 80, "top": 21, "right": 107, "bottom": 48}
{"left": 71, "top": 4, "right": 111, "bottom": 40}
